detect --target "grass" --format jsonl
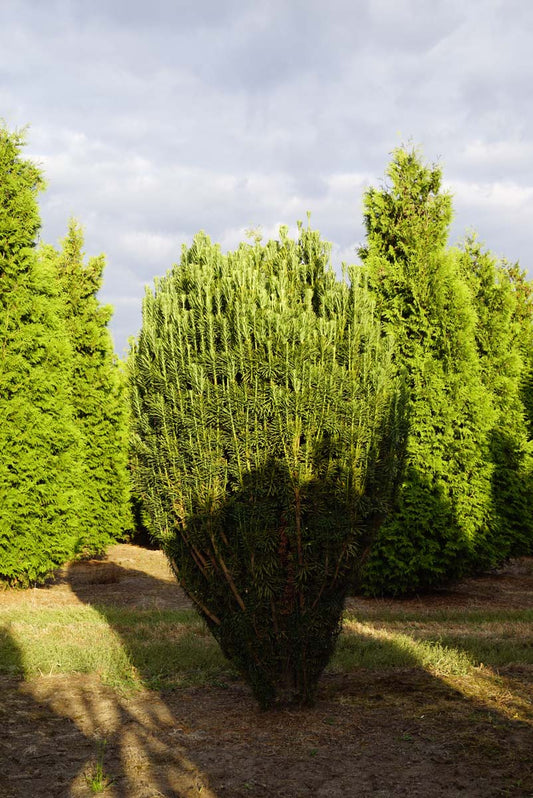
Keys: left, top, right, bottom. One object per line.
{"left": 339, "top": 610, "right": 533, "bottom": 672}
{"left": 0, "top": 605, "right": 232, "bottom": 688}
{"left": 1, "top": 603, "right": 531, "bottom": 691}
{"left": 85, "top": 738, "right": 113, "bottom": 794}
{"left": 344, "top": 607, "right": 533, "bottom": 624}
{"left": 333, "top": 621, "right": 476, "bottom": 675}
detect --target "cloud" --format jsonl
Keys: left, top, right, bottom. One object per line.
{"left": 1, "top": 0, "right": 531, "bottom": 350}
{"left": 450, "top": 178, "right": 533, "bottom": 211}
{"left": 446, "top": 176, "right": 533, "bottom": 262}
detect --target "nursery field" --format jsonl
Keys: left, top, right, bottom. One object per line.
{"left": 0, "top": 544, "right": 532, "bottom": 798}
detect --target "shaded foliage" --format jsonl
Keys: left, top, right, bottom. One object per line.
{"left": 130, "top": 224, "right": 405, "bottom": 706}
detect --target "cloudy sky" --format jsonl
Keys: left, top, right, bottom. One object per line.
{"left": 1, "top": 0, "right": 532, "bottom": 353}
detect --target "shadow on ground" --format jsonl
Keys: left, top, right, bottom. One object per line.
{"left": 0, "top": 554, "right": 532, "bottom": 797}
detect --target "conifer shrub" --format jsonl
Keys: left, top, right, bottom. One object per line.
{"left": 130, "top": 224, "right": 404, "bottom": 707}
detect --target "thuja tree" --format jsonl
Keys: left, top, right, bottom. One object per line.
{"left": 501, "top": 259, "right": 533, "bottom": 447}
{"left": 0, "top": 128, "right": 83, "bottom": 584}
{"left": 39, "top": 221, "right": 131, "bottom": 554}
{"left": 358, "top": 148, "right": 497, "bottom": 595}
{"left": 458, "top": 239, "right": 533, "bottom": 556}
{"left": 130, "top": 224, "right": 404, "bottom": 707}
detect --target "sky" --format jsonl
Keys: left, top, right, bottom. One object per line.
{"left": 1, "top": 0, "right": 532, "bottom": 354}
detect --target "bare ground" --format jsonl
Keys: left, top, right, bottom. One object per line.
{"left": 0, "top": 545, "right": 532, "bottom": 798}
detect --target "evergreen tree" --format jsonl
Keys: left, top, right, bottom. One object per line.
{"left": 458, "top": 239, "right": 533, "bottom": 555}
{"left": 39, "top": 221, "right": 131, "bottom": 553}
{"left": 130, "top": 224, "right": 404, "bottom": 707}
{"left": 358, "top": 148, "right": 497, "bottom": 595}
{"left": 500, "top": 259, "right": 533, "bottom": 446}
{"left": 0, "top": 128, "right": 83, "bottom": 584}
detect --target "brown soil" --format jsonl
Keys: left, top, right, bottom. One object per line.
{"left": 1, "top": 545, "right": 532, "bottom": 798}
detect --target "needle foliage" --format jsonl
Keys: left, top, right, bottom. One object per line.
{"left": 130, "top": 224, "right": 405, "bottom": 707}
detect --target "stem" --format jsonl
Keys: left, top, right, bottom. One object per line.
{"left": 311, "top": 549, "right": 330, "bottom": 610}
{"left": 209, "top": 532, "right": 246, "bottom": 612}
{"left": 270, "top": 596, "right": 279, "bottom": 636}
{"left": 294, "top": 489, "right": 305, "bottom": 611}
{"left": 331, "top": 542, "right": 348, "bottom": 587}
{"left": 187, "top": 590, "right": 222, "bottom": 626}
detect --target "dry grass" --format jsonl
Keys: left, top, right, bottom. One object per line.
{"left": 0, "top": 546, "right": 532, "bottom": 797}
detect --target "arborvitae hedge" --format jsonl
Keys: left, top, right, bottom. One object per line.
{"left": 130, "top": 224, "right": 405, "bottom": 707}
{"left": 358, "top": 148, "right": 499, "bottom": 595}
{"left": 39, "top": 220, "right": 131, "bottom": 554}
{"left": 501, "top": 260, "right": 533, "bottom": 451}
{"left": 0, "top": 129, "right": 84, "bottom": 584}
{"left": 458, "top": 239, "right": 533, "bottom": 556}
{"left": 0, "top": 128, "right": 130, "bottom": 584}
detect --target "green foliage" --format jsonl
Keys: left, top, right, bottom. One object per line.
{"left": 130, "top": 223, "right": 404, "bottom": 707}
{"left": 0, "top": 128, "right": 83, "bottom": 584}
{"left": 0, "top": 127, "right": 129, "bottom": 585}
{"left": 86, "top": 738, "right": 112, "bottom": 794}
{"left": 458, "top": 240, "right": 533, "bottom": 555}
{"left": 500, "top": 260, "right": 533, "bottom": 446}
{"left": 358, "top": 148, "right": 499, "bottom": 595}
{"left": 39, "top": 221, "right": 131, "bottom": 554}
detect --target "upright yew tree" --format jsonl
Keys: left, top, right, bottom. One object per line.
{"left": 0, "top": 128, "right": 83, "bottom": 584}
{"left": 39, "top": 221, "right": 131, "bottom": 554}
{"left": 358, "top": 148, "right": 498, "bottom": 595}
{"left": 130, "top": 224, "right": 405, "bottom": 707}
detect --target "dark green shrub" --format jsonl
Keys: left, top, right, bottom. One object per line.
{"left": 130, "top": 224, "right": 404, "bottom": 707}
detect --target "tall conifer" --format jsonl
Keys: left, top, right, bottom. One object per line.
{"left": 458, "top": 240, "right": 533, "bottom": 555}
{"left": 0, "top": 128, "right": 83, "bottom": 584}
{"left": 500, "top": 260, "right": 533, "bottom": 447}
{"left": 358, "top": 148, "right": 496, "bottom": 595}
{"left": 39, "top": 221, "right": 131, "bottom": 553}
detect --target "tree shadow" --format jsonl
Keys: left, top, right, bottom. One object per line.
{"left": 0, "top": 582, "right": 218, "bottom": 797}
{"left": 336, "top": 619, "right": 533, "bottom": 719}
{"left": 66, "top": 555, "right": 533, "bottom": 794}
{"left": 319, "top": 624, "right": 533, "bottom": 795}
{"left": 0, "top": 626, "right": 94, "bottom": 797}
{"left": 1, "top": 553, "right": 533, "bottom": 796}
